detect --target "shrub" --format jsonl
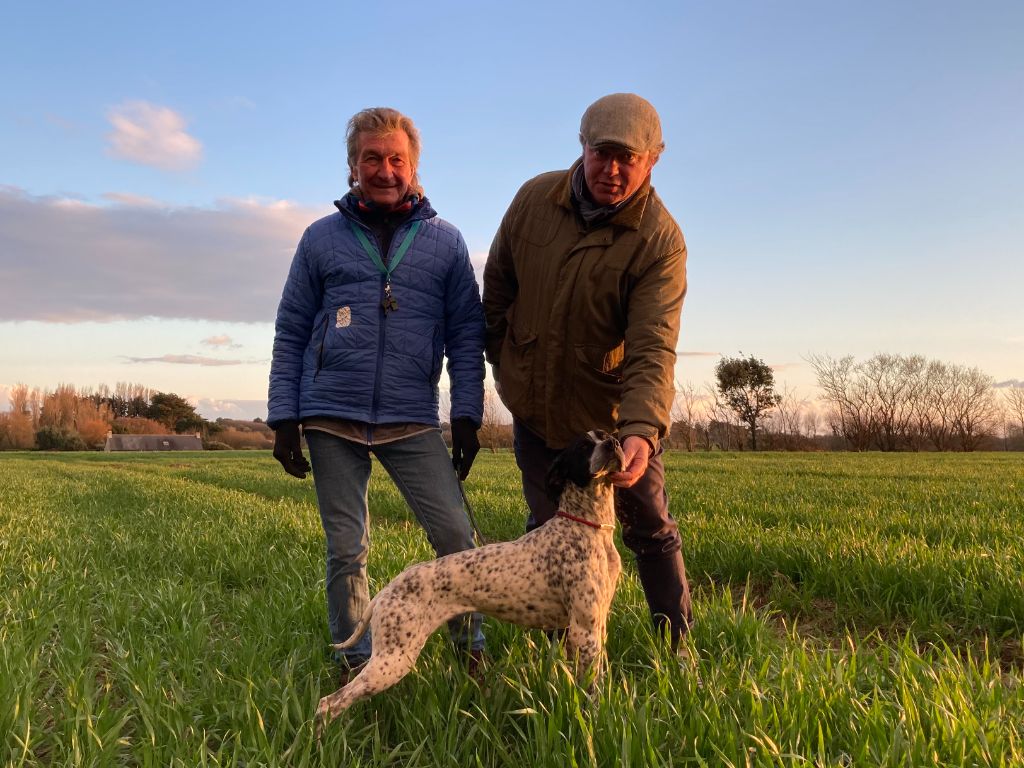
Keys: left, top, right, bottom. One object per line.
{"left": 0, "top": 412, "right": 36, "bottom": 449}
{"left": 35, "top": 426, "right": 87, "bottom": 451}
{"left": 112, "top": 417, "right": 171, "bottom": 435}
{"left": 217, "top": 428, "right": 274, "bottom": 450}
{"left": 78, "top": 417, "right": 112, "bottom": 449}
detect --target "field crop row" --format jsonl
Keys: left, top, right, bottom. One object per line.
{"left": 1, "top": 450, "right": 1022, "bottom": 766}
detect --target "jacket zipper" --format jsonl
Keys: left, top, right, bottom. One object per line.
{"left": 339, "top": 209, "right": 418, "bottom": 423}
{"left": 368, "top": 220, "right": 410, "bottom": 423}
{"left": 369, "top": 278, "right": 386, "bottom": 424}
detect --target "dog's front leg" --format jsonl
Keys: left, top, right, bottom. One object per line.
{"left": 565, "top": 614, "right": 604, "bottom": 695}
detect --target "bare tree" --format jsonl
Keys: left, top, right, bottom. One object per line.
{"left": 772, "top": 383, "right": 808, "bottom": 450}
{"left": 859, "top": 353, "right": 925, "bottom": 451}
{"left": 1004, "top": 385, "right": 1024, "bottom": 444}
{"left": 801, "top": 403, "right": 820, "bottom": 440}
{"left": 703, "top": 382, "right": 744, "bottom": 450}
{"left": 807, "top": 354, "right": 875, "bottom": 450}
{"left": 914, "top": 360, "right": 956, "bottom": 451}
{"left": 2, "top": 383, "right": 36, "bottom": 449}
{"left": 670, "top": 380, "right": 703, "bottom": 451}
{"left": 39, "top": 383, "right": 82, "bottom": 430}
{"left": 947, "top": 366, "right": 998, "bottom": 451}
{"left": 694, "top": 385, "right": 718, "bottom": 450}
{"left": 478, "top": 386, "right": 510, "bottom": 451}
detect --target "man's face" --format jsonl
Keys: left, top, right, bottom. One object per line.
{"left": 582, "top": 144, "right": 657, "bottom": 206}
{"left": 352, "top": 130, "right": 416, "bottom": 209}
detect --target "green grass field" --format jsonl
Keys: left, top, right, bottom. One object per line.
{"left": 2, "top": 450, "right": 1022, "bottom": 767}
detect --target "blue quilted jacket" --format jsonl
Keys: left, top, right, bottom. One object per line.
{"left": 267, "top": 196, "right": 484, "bottom": 429}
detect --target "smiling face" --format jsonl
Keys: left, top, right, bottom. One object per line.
{"left": 352, "top": 130, "right": 416, "bottom": 210}
{"left": 581, "top": 144, "right": 657, "bottom": 206}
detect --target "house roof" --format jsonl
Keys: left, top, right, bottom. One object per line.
{"left": 104, "top": 434, "right": 203, "bottom": 451}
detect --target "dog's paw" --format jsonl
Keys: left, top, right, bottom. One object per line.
{"left": 314, "top": 697, "right": 334, "bottom": 739}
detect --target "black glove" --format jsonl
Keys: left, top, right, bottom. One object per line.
{"left": 450, "top": 417, "right": 480, "bottom": 481}
{"left": 273, "top": 421, "right": 311, "bottom": 479}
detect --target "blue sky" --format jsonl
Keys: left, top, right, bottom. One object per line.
{"left": 2, "top": 1, "right": 1021, "bottom": 420}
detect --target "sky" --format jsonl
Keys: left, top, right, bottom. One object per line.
{"left": 1, "top": 1, "right": 1022, "bottom": 421}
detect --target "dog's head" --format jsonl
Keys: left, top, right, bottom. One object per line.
{"left": 544, "top": 430, "right": 626, "bottom": 501}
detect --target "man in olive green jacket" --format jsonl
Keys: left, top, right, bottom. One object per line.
{"left": 483, "top": 93, "right": 691, "bottom": 649}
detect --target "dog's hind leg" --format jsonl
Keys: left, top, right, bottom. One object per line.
{"left": 316, "top": 601, "right": 438, "bottom": 734}
{"left": 315, "top": 649, "right": 419, "bottom": 732}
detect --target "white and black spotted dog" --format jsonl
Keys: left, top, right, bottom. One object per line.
{"left": 315, "top": 430, "right": 625, "bottom": 731}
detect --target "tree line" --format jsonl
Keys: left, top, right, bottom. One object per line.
{"left": 668, "top": 353, "right": 1024, "bottom": 452}
{"left": 5, "top": 352, "right": 1023, "bottom": 452}
{"left": 0, "top": 382, "right": 215, "bottom": 450}
{"left": 808, "top": 353, "right": 1022, "bottom": 452}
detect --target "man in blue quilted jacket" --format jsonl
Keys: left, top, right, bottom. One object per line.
{"left": 268, "top": 107, "right": 486, "bottom": 677}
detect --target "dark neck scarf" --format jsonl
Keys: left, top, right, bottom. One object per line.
{"left": 570, "top": 163, "right": 636, "bottom": 227}
{"left": 339, "top": 192, "right": 418, "bottom": 261}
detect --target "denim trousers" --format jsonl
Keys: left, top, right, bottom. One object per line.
{"left": 305, "top": 428, "right": 485, "bottom": 663}
{"left": 512, "top": 420, "right": 692, "bottom": 645}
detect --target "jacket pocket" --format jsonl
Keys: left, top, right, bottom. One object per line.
{"left": 498, "top": 324, "right": 538, "bottom": 421}
{"left": 430, "top": 324, "right": 444, "bottom": 382}
{"left": 313, "top": 313, "right": 331, "bottom": 382}
{"left": 570, "top": 344, "right": 623, "bottom": 433}
{"left": 518, "top": 207, "right": 560, "bottom": 248}
{"left": 573, "top": 343, "right": 624, "bottom": 382}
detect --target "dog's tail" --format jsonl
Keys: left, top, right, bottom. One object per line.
{"left": 330, "top": 594, "right": 378, "bottom": 651}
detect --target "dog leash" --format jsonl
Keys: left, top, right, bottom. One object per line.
{"left": 456, "top": 473, "right": 489, "bottom": 546}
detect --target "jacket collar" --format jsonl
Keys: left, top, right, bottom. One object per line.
{"left": 548, "top": 157, "right": 652, "bottom": 232}
{"left": 334, "top": 192, "right": 436, "bottom": 224}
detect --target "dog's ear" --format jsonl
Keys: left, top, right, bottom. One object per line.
{"left": 544, "top": 436, "right": 594, "bottom": 501}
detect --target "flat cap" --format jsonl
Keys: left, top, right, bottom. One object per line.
{"left": 579, "top": 93, "right": 664, "bottom": 154}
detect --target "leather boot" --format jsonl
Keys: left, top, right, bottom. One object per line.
{"left": 635, "top": 550, "right": 692, "bottom": 650}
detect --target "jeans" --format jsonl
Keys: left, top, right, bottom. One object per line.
{"left": 512, "top": 420, "right": 692, "bottom": 645}
{"left": 305, "top": 428, "right": 485, "bottom": 663}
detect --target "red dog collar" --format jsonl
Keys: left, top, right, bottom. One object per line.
{"left": 555, "top": 510, "right": 615, "bottom": 531}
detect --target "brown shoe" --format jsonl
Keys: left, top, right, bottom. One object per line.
{"left": 338, "top": 655, "right": 369, "bottom": 686}
{"left": 466, "top": 649, "right": 486, "bottom": 682}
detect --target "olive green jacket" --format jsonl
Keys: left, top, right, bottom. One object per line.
{"left": 483, "top": 160, "right": 687, "bottom": 449}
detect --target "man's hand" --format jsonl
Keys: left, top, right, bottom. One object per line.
{"left": 609, "top": 436, "right": 651, "bottom": 488}
{"left": 273, "top": 421, "right": 311, "bottom": 479}
{"left": 451, "top": 417, "right": 481, "bottom": 481}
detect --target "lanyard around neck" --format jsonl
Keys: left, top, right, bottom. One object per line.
{"left": 349, "top": 219, "right": 421, "bottom": 280}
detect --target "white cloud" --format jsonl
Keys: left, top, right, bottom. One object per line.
{"left": 0, "top": 186, "right": 319, "bottom": 323}
{"left": 193, "top": 397, "right": 267, "bottom": 421}
{"left": 102, "top": 192, "right": 162, "bottom": 208}
{"left": 201, "top": 335, "right": 241, "bottom": 349}
{"left": 122, "top": 354, "right": 264, "bottom": 366}
{"left": 106, "top": 101, "right": 203, "bottom": 171}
